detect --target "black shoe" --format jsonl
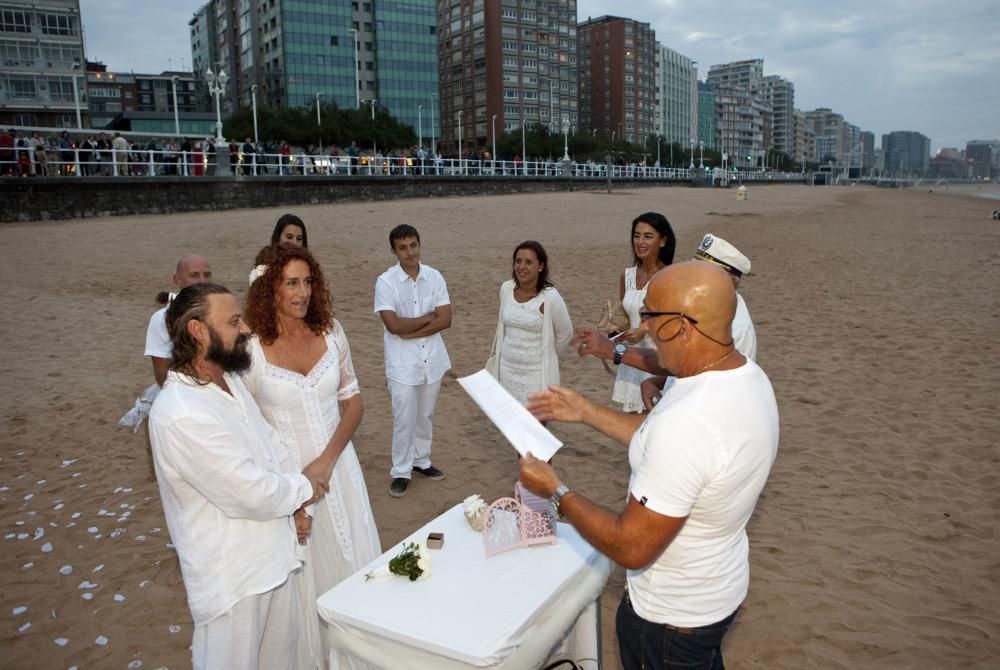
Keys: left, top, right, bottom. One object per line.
{"left": 389, "top": 478, "right": 408, "bottom": 497}
{"left": 412, "top": 465, "right": 445, "bottom": 481}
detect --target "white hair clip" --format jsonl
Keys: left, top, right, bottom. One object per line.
{"left": 248, "top": 264, "right": 268, "bottom": 286}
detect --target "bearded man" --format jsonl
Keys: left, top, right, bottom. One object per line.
{"left": 149, "top": 282, "right": 327, "bottom": 670}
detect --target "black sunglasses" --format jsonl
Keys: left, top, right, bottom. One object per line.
{"left": 638, "top": 310, "right": 699, "bottom": 324}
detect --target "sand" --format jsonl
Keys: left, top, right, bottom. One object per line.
{"left": 1, "top": 184, "right": 998, "bottom": 669}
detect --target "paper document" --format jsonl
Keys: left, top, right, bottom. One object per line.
{"left": 457, "top": 370, "right": 563, "bottom": 461}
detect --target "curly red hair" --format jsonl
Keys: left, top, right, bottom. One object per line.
{"left": 245, "top": 245, "right": 333, "bottom": 345}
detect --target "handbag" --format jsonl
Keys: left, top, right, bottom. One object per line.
{"left": 596, "top": 298, "right": 630, "bottom": 375}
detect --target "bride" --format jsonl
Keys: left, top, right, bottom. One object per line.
{"left": 244, "top": 244, "right": 380, "bottom": 669}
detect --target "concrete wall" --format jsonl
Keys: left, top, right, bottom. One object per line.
{"left": 0, "top": 176, "right": 675, "bottom": 223}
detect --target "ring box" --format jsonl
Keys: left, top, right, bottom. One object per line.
{"left": 427, "top": 532, "right": 444, "bottom": 550}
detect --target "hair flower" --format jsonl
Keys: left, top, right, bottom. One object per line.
{"left": 248, "top": 264, "right": 268, "bottom": 286}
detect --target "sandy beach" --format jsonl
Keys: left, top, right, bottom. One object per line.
{"left": 1, "top": 183, "right": 998, "bottom": 669}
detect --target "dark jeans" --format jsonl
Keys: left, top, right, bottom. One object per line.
{"left": 616, "top": 590, "right": 739, "bottom": 670}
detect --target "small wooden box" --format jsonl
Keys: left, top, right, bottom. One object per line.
{"left": 426, "top": 532, "right": 444, "bottom": 550}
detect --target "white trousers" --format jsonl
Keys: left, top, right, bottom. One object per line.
{"left": 192, "top": 573, "right": 299, "bottom": 670}
{"left": 388, "top": 378, "right": 441, "bottom": 479}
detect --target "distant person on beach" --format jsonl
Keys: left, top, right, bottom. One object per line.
{"left": 270, "top": 213, "right": 308, "bottom": 249}
{"left": 486, "top": 240, "right": 573, "bottom": 405}
{"left": 375, "top": 224, "right": 452, "bottom": 498}
{"left": 244, "top": 245, "right": 381, "bottom": 668}
{"left": 641, "top": 234, "right": 758, "bottom": 409}
{"left": 519, "top": 261, "right": 779, "bottom": 670}
{"left": 146, "top": 255, "right": 214, "bottom": 387}
{"left": 611, "top": 213, "right": 676, "bottom": 413}
{"left": 149, "top": 282, "right": 326, "bottom": 670}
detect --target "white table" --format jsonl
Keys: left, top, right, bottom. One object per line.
{"left": 318, "top": 503, "right": 612, "bottom": 669}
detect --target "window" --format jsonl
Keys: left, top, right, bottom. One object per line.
{"left": 40, "top": 13, "right": 75, "bottom": 36}
{"left": 330, "top": 36, "right": 338, "bottom": 46}
{"left": 7, "top": 76, "right": 35, "bottom": 99}
{"left": 12, "top": 112, "right": 36, "bottom": 125}
{"left": 0, "top": 9, "right": 30, "bottom": 33}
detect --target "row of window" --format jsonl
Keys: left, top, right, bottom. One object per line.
{"left": 1, "top": 74, "right": 75, "bottom": 101}
{"left": 0, "top": 9, "right": 77, "bottom": 36}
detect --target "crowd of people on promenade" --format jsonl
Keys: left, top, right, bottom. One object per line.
{"left": 137, "top": 210, "right": 778, "bottom": 670}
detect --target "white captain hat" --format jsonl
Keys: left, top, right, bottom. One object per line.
{"left": 694, "top": 234, "right": 751, "bottom": 277}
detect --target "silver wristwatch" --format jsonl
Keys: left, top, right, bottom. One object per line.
{"left": 549, "top": 484, "right": 571, "bottom": 517}
{"left": 613, "top": 343, "right": 627, "bottom": 365}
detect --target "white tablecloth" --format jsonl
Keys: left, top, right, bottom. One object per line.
{"left": 317, "top": 502, "right": 612, "bottom": 669}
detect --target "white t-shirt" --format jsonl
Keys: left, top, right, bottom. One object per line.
{"left": 374, "top": 262, "right": 451, "bottom": 386}
{"left": 626, "top": 360, "right": 778, "bottom": 627}
{"left": 145, "top": 306, "right": 171, "bottom": 359}
{"left": 733, "top": 293, "right": 757, "bottom": 361}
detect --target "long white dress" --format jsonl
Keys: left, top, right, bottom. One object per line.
{"left": 612, "top": 266, "right": 654, "bottom": 413}
{"left": 498, "top": 293, "right": 546, "bottom": 405}
{"left": 244, "top": 321, "right": 381, "bottom": 670}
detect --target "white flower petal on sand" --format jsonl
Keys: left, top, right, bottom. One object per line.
{"left": 78, "top": 581, "right": 97, "bottom": 590}
{"left": 40, "top": 542, "right": 53, "bottom": 553}
{"left": 127, "top": 660, "right": 142, "bottom": 669}
{"left": 81, "top": 593, "right": 94, "bottom": 601}
{"left": 95, "top": 635, "right": 109, "bottom": 646}
{"left": 54, "top": 638, "right": 69, "bottom": 647}
{"left": 22, "top": 562, "right": 33, "bottom": 570}
{"left": 18, "top": 622, "right": 31, "bottom": 633}
{"left": 12, "top": 606, "right": 27, "bottom": 615}
{"left": 114, "top": 594, "right": 125, "bottom": 602}
{"left": 59, "top": 565, "right": 73, "bottom": 575}
{"left": 168, "top": 625, "right": 181, "bottom": 634}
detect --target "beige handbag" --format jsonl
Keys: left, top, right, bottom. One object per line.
{"left": 597, "top": 298, "right": 630, "bottom": 336}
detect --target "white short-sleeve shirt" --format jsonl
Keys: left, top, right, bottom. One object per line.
{"left": 145, "top": 306, "right": 172, "bottom": 359}
{"left": 374, "top": 262, "right": 452, "bottom": 386}
{"left": 733, "top": 293, "right": 757, "bottom": 361}
{"left": 626, "top": 361, "right": 778, "bottom": 627}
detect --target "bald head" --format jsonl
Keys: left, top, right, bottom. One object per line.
{"left": 646, "top": 261, "right": 736, "bottom": 346}
{"left": 173, "top": 255, "right": 213, "bottom": 289}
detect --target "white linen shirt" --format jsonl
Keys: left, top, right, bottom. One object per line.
{"left": 149, "top": 370, "right": 313, "bottom": 626}
{"left": 145, "top": 306, "right": 172, "bottom": 359}
{"left": 374, "top": 262, "right": 452, "bottom": 386}
{"left": 733, "top": 293, "right": 757, "bottom": 361}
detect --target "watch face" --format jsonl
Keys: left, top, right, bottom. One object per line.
{"left": 614, "top": 344, "right": 627, "bottom": 355}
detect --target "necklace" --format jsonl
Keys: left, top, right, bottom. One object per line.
{"left": 694, "top": 348, "right": 736, "bottom": 375}
{"left": 636, "top": 264, "right": 661, "bottom": 290}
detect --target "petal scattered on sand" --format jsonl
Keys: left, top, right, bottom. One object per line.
{"left": 81, "top": 593, "right": 94, "bottom": 601}
{"left": 40, "top": 542, "right": 53, "bottom": 553}
{"left": 62, "top": 459, "right": 77, "bottom": 467}
{"left": 122, "top": 487, "right": 133, "bottom": 493}
{"left": 114, "top": 594, "right": 125, "bottom": 602}
{"left": 36, "top": 479, "right": 45, "bottom": 485}
{"left": 22, "top": 562, "right": 33, "bottom": 569}
{"left": 71, "top": 512, "right": 81, "bottom": 519}
{"left": 78, "top": 581, "right": 97, "bottom": 589}
{"left": 59, "top": 565, "right": 73, "bottom": 575}
{"left": 12, "top": 606, "right": 27, "bottom": 615}
{"left": 0, "top": 486, "right": 9, "bottom": 491}
{"left": 128, "top": 660, "right": 143, "bottom": 669}
{"left": 168, "top": 625, "right": 181, "bottom": 634}
{"left": 33, "top": 528, "right": 44, "bottom": 539}
{"left": 55, "top": 638, "right": 69, "bottom": 646}
{"left": 95, "top": 635, "right": 108, "bottom": 646}
{"left": 24, "top": 493, "right": 34, "bottom": 500}
{"left": 5, "top": 533, "right": 14, "bottom": 539}
{"left": 18, "top": 622, "right": 31, "bottom": 632}
{"left": 17, "top": 533, "right": 29, "bottom": 540}
{"left": 15, "top": 520, "right": 25, "bottom": 526}
{"left": 87, "top": 527, "right": 99, "bottom": 534}
{"left": 93, "top": 564, "right": 104, "bottom": 572}
{"left": 136, "top": 535, "right": 146, "bottom": 542}
{"left": 72, "top": 473, "right": 81, "bottom": 478}
{"left": 54, "top": 503, "right": 64, "bottom": 510}
{"left": 139, "top": 580, "right": 151, "bottom": 588}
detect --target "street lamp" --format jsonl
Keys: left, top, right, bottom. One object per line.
{"left": 315, "top": 92, "right": 324, "bottom": 154}
{"left": 70, "top": 62, "right": 82, "bottom": 129}
{"left": 250, "top": 84, "right": 259, "bottom": 145}
{"left": 689, "top": 138, "right": 695, "bottom": 169}
{"left": 369, "top": 98, "right": 377, "bottom": 159}
{"left": 171, "top": 75, "right": 180, "bottom": 137}
{"left": 491, "top": 114, "right": 497, "bottom": 168}
{"left": 204, "top": 65, "right": 230, "bottom": 175}
{"left": 430, "top": 93, "right": 437, "bottom": 155}
{"left": 457, "top": 110, "right": 464, "bottom": 174}
{"left": 699, "top": 140, "right": 704, "bottom": 169}
{"left": 561, "top": 116, "right": 570, "bottom": 161}
{"left": 521, "top": 117, "right": 527, "bottom": 176}
{"left": 418, "top": 104, "right": 423, "bottom": 150}
{"left": 349, "top": 28, "right": 360, "bottom": 109}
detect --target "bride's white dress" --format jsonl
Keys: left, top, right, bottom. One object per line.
{"left": 245, "top": 321, "right": 381, "bottom": 670}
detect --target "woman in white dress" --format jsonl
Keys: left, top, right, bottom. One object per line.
{"left": 244, "top": 245, "right": 380, "bottom": 670}
{"left": 486, "top": 241, "right": 573, "bottom": 405}
{"left": 612, "top": 212, "right": 676, "bottom": 413}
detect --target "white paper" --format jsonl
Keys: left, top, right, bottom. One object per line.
{"left": 457, "top": 370, "right": 563, "bottom": 461}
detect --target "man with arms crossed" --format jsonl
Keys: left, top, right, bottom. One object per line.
{"left": 375, "top": 224, "right": 452, "bottom": 497}
{"left": 149, "top": 283, "right": 326, "bottom": 669}
{"left": 145, "top": 254, "right": 213, "bottom": 387}
{"left": 520, "top": 261, "right": 779, "bottom": 670}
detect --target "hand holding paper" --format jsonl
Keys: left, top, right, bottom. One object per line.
{"left": 457, "top": 370, "right": 563, "bottom": 461}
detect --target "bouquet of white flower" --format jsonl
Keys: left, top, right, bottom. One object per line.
{"left": 365, "top": 542, "right": 431, "bottom": 582}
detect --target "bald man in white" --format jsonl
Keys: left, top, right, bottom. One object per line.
{"left": 145, "top": 254, "right": 213, "bottom": 387}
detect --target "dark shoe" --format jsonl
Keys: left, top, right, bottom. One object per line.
{"left": 412, "top": 465, "right": 445, "bottom": 481}
{"left": 389, "top": 478, "right": 408, "bottom": 497}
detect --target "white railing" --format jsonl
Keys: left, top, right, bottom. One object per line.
{"left": 1, "top": 146, "right": 810, "bottom": 182}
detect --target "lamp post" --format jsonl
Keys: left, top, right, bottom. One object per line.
{"left": 370, "top": 98, "right": 377, "bottom": 159}
{"left": 171, "top": 75, "right": 180, "bottom": 137}
{"left": 491, "top": 114, "right": 497, "bottom": 168}
{"left": 561, "top": 116, "right": 570, "bottom": 161}
{"left": 315, "top": 92, "right": 324, "bottom": 154}
{"left": 418, "top": 104, "right": 423, "bottom": 150}
{"left": 689, "top": 137, "right": 695, "bottom": 169}
{"left": 656, "top": 137, "right": 661, "bottom": 168}
{"left": 70, "top": 62, "right": 82, "bottom": 129}
{"left": 430, "top": 92, "right": 437, "bottom": 154}
{"left": 349, "top": 28, "right": 360, "bottom": 109}
{"left": 250, "top": 84, "right": 259, "bottom": 144}
{"left": 204, "top": 65, "right": 230, "bottom": 175}
{"left": 699, "top": 140, "right": 704, "bottom": 169}
{"left": 521, "top": 118, "right": 527, "bottom": 176}
{"left": 457, "top": 110, "right": 464, "bottom": 174}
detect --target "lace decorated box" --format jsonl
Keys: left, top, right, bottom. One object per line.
{"left": 482, "top": 482, "right": 557, "bottom": 557}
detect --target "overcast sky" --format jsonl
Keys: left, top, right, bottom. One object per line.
{"left": 79, "top": 0, "right": 998, "bottom": 151}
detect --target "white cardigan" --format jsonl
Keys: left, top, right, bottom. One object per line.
{"left": 487, "top": 279, "right": 573, "bottom": 388}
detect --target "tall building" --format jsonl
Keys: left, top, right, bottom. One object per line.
{"left": 0, "top": 0, "right": 87, "bottom": 128}
{"left": 87, "top": 63, "right": 210, "bottom": 134}
{"left": 705, "top": 59, "right": 762, "bottom": 94}
{"left": 791, "top": 109, "right": 815, "bottom": 166}
{"left": 191, "top": 0, "right": 438, "bottom": 142}
{"left": 881, "top": 130, "right": 930, "bottom": 175}
{"left": 860, "top": 130, "right": 875, "bottom": 172}
{"left": 965, "top": 140, "right": 995, "bottom": 178}
{"left": 715, "top": 87, "right": 769, "bottom": 168}
{"left": 805, "top": 108, "right": 845, "bottom": 162}
{"left": 697, "top": 81, "right": 715, "bottom": 150}
{"left": 755, "top": 75, "right": 793, "bottom": 155}
{"left": 438, "top": 0, "right": 578, "bottom": 156}
{"left": 577, "top": 15, "right": 654, "bottom": 145}
{"left": 653, "top": 43, "right": 696, "bottom": 149}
